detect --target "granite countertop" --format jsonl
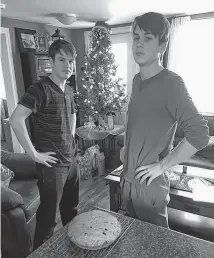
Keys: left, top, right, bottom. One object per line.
{"left": 28, "top": 208, "right": 214, "bottom": 258}
{"left": 109, "top": 219, "right": 214, "bottom": 258}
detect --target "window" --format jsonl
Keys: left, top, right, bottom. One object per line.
{"left": 111, "top": 42, "right": 127, "bottom": 93}
{"left": 84, "top": 27, "right": 139, "bottom": 100}
{"left": 110, "top": 29, "right": 139, "bottom": 98}
{"left": 0, "top": 59, "right": 6, "bottom": 100}
{"left": 174, "top": 18, "right": 214, "bottom": 113}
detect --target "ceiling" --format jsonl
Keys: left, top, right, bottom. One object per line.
{"left": 1, "top": 0, "right": 214, "bottom": 29}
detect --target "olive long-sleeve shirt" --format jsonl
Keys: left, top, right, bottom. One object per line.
{"left": 124, "top": 69, "right": 209, "bottom": 179}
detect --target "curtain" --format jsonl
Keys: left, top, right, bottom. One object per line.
{"left": 84, "top": 30, "right": 92, "bottom": 54}
{"left": 110, "top": 26, "right": 139, "bottom": 101}
{"left": 167, "top": 17, "right": 214, "bottom": 113}
{"left": 167, "top": 16, "right": 191, "bottom": 72}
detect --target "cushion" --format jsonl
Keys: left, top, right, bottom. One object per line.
{"left": 1, "top": 150, "right": 37, "bottom": 179}
{"left": 203, "top": 114, "right": 214, "bottom": 136}
{"left": 174, "top": 136, "right": 214, "bottom": 159}
{"left": 195, "top": 136, "right": 214, "bottom": 159}
{"left": 1, "top": 186, "right": 23, "bottom": 213}
{"left": 9, "top": 179, "right": 40, "bottom": 222}
{"left": 1, "top": 163, "right": 15, "bottom": 188}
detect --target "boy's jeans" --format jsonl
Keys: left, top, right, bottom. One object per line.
{"left": 33, "top": 161, "right": 79, "bottom": 250}
{"left": 121, "top": 172, "right": 170, "bottom": 228}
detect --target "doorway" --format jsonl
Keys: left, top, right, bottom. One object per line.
{"left": 0, "top": 27, "right": 23, "bottom": 153}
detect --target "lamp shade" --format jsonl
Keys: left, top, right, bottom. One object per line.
{"left": 51, "top": 29, "right": 65, "bottom": 41}
{"left": 56, "top": 14, "right": 78, "bottom": 25}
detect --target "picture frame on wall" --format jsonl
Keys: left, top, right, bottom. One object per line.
{"left": 35, "top": 55, "right": 52, "bottom": 79}
{"left": 15, "top": 28, "right": 37, "bottom": 53}
{"left": 35, "top": 34, "right": 50, "bottom": 52}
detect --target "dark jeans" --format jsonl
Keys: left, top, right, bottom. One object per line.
{"left": 33, "top": 161, "right": 79, "bottom": 250}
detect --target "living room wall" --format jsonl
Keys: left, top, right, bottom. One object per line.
{"left": 1, "top": 17, "right": 77, "bottom": 99}
{"left": 3, "top": 13, "right": 213, "bottom": 101}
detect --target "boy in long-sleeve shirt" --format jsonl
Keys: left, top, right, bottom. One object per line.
{"left": 120, "top": 12, "right": 210, "bottom": 228}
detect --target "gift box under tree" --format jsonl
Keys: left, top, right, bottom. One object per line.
{"left": 78, "top": 152, "right": 93, "bottom": 180}
{"left": 78, "top": 145, "right": 106, "bottom": 179}
{"left": 85, "top": 145, "right": 98, "bottom": 176}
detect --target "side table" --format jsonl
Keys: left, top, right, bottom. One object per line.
{"left": 75, "top": 124, "right": 125, "bottom": 151}
{"left": 76, "top": 125, "right": 125, "bottom": 169}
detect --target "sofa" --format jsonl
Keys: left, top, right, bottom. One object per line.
{"left": 1, "top": 150, "right": 40, "bottom": 258}
{"left": 115, "top": 113, "right": 214, "bottom": 170}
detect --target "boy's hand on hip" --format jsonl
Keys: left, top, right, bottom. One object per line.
{"left": 32, "top": 152, "right": 58, "bottom": 167}
{"left": 135, "top": 162, "right": 166, "bottom": 186}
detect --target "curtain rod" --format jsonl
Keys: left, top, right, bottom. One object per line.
{"left": 172, "top": 12, "right": 214, "bottom": 20}
{"left": 191, "top": 12, "right": 214, "bottom": 20}
{"left": 85, "top": 12, "right": 214, "bottom": 31}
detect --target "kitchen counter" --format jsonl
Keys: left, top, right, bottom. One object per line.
{"left": 28, "top": 207, "right": 214, "bottom": 258}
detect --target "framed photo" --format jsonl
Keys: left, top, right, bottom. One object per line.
{"left": 15, "top": 28, "right": 36, "bottom": 53}
{"left": 35, "top": 55, "right": 52, "bottom": 79}
{"left": 35, "top": 34, "right": 49, "bottom": 52}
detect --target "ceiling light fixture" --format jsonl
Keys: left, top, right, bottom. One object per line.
{"left": 56, "top": 14, "right": 78, "bottom": 25}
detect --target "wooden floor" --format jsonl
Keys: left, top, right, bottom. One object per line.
{"left": 55, "top": 175, "right": 111, "bottom": 231}
{"left": 79, "top": 176, "right": 110, "bottom": 211}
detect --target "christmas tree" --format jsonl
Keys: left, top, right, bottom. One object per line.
{"left": 75, "top": 21, "right": 127, "bottom": 123}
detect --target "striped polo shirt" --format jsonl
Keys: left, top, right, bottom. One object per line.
{"left": 18, "top": 76, "right": 77, "bottom": 166}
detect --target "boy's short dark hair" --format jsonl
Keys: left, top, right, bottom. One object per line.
{"left": 132, "top": 12, "right": 170, "bottom": 44}
{"left": 48, "top": 39, "right": 77, "bottom": 60}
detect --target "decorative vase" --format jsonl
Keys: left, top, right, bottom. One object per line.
{"left": 97, "top": 115, "right": 108, "bottom": 130}
{"left": 88, "top": 115, "right": 93, "bottom": 122}
{"left": 106, "top": 112, "right": 115, "bottom": 130}
{"left": 107, "top": 115, "right": 114, "bottom": 130}
{"left": 98, "top": 116, "right": 104, "bottom": 130}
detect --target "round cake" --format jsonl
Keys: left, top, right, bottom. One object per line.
{"left": 67, "top": 210, "right": 122, "bottom": 250}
